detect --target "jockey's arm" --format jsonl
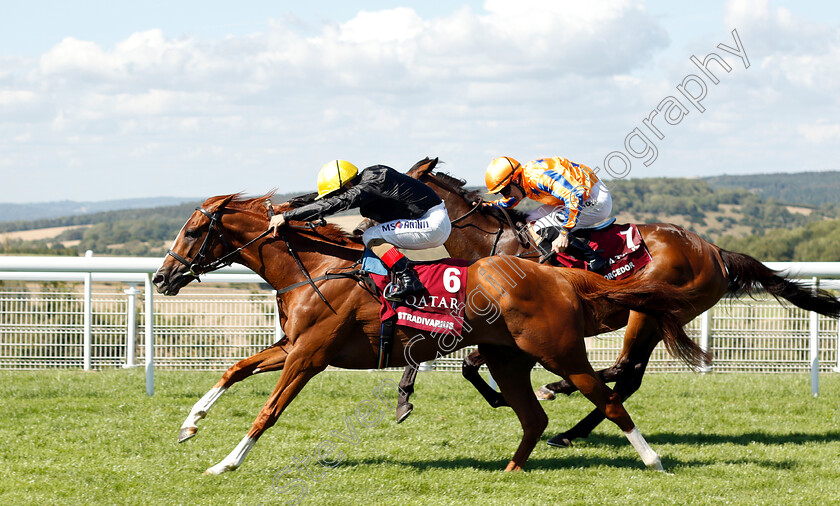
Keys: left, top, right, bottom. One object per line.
{"left": 542, "top": 175, "right": 582, "bottom": 231}
{"left": 272, "top": 186, "right": 364, "bottom": 229}
{"left": 293, "top": 186, "right": 363, "bottom": 221}
{"left": 481, "top": 195, "right": 519, "bottom": 209}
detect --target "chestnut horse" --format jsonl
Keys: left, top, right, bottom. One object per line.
{"left": 395, "top": 157, "right": 840, "bottom": 446}
{"left": 153, "top": 193, "right": 705, "bottom": 474}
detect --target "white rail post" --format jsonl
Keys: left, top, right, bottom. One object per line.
{"left": 83, "top": 250, "right": 94, "bottom": 371}
{"left": 124, "top": 283, "right": 138, "bottom": 368}
{"left": 144, "top": 273, "right": 155, "bottom": 396}
{"left": 835, "top": 313, "right": 840, "bottom": 373}
{"left": 810, "top": 277, "right": 819, "bottom": 397}
{"left": 700, "top": 309, "right": 712, "bottom": 373}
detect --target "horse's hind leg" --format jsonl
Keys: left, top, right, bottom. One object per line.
{"left": 538, "top": 364, "right": 625, "bottom": 398}
{"left": 481, "top": 345, "right": 545, "bottom": 471}
{"left": 179, "top": 341, "right": 290, "bottom": 442}
{"left": 462, "top": 348, "right": 508, "bottom": 408}
{"left": 540, "top": 337, "right": 663, "bottom": 470}
{"left": 547, "top": 315, "right": 660, "bottom": 447}
{"left": 397, "top": 347, "right": 509, "bottom": 423}
{"left": 539, "top": 311, "right": 651, "bottom": 398}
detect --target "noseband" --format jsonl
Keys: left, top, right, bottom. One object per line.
{"left": 167, "top": 207, "right": 271, "bottom": 280}
{"left": 425, "top": 174, "right": 531, "bottom": 254}
{"left": 166, "top": 203, "right": 352, "bottom": 312}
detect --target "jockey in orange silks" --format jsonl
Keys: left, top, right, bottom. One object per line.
{"left": 483, "top": 156, "right": 613, "bottom": 272}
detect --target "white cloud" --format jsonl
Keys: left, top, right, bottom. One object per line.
{"left": 0, "top": 90, "right": 38, "bottom": 106}
{"left": 338, "top": 8, "right": 425, "bottom": 43}
{"left": 798, "top": 122, "right": 840, "bottom": 144}
{"left": 2, "top": 1, "right": 839, "bottom": 202}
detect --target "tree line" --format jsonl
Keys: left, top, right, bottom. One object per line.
{"left": 2, "top": 178, "right": 840, "bottom": 261}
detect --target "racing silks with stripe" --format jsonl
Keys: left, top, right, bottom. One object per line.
{"left": 488, "top": 157, "right": 600, "bottom": 231}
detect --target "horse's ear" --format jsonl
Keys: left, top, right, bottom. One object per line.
{"left": 406, "top": 156, "right": 439, "bottom": 179}
{"left": 204, "top": 193, "right": 240, "bottom": 213}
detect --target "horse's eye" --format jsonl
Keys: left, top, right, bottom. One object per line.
{"left": 184, "top": 229, "right": 199, "bottom": 239}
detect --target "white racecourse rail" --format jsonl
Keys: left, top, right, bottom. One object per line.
{"left": 0, "top": 255, "right": 838, "bottom": 396}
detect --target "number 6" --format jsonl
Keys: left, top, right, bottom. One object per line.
{"left": 443, "top": 267, "right": 461, "bottom": 293}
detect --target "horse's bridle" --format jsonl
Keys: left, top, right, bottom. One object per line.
{"left": 167, "top": 203, "right": 356, "bottom": 312}
{"left": 167, "top": 207, "right": 243, "bottom": 280}
{"left": 425, "top": 173, "right": 531, "bottom": 255}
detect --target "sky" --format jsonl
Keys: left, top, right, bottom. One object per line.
{"left": 1, "top": 0, "right": 839, "bottom": 203}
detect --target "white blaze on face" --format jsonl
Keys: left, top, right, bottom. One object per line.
{"left": 169, "top": 217, "right": 191, "bottom": 252}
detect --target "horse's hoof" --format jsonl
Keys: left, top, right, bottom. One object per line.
{"left": 647, "top": 458, "right": 666, "bottom": 472}
{"left": 504, "top": 461, "right": 523, "bottom": 472}
{"left": 489, "top": 394, "right": 508, "bottom": 408}
{"left": 178, "top": 427, "right": 197, "bottom": 443}
{"left": 396, "top": 402, "right": 413, "bottom": 424}
{"left": 203, "top": 463, "right": 237, "bottom": 475}
{"left": 534, "top": 386, "right": 556, "bottom": 401}
{"left": 546, "top": 434, "right": 572, "bottom": 448}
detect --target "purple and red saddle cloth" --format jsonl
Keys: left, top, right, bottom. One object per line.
{"left": 368, "top": 259, "right": 469, "bottom": 337}
{"left": 362, "top": 223, "right": 650, "bottom": 335}
{"left": 554, "top": 223, "right": 651, "bottom": 281}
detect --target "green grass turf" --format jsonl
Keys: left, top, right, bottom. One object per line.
{"left": 1, "top": 369, "right": 838, "bottom": 505}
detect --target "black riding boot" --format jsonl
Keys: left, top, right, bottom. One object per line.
{"left": 566, "top": 234, "right": 607, "bottom": 273}
{"left": 385, "top": 257, "right": 424, "bottom": 301}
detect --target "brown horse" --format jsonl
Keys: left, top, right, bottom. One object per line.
{"left": 396, "top": 157, "right": 840, "bottom": 446}
{"left": 153, "top": 193, "right": 706, "bottom": 474}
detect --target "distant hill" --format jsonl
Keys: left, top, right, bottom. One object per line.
{"left": 2, "top": 173, "right": 840, "bottom": 261}
{"left": 0, "top": 197, "right": 197, "bottom": 223}
{"left": 704, "top": 171, "right": 840, "bottom": 207}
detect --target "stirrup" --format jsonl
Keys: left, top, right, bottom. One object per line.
{"left": 383, "top": 282, "right": 403, "bottom": 302}
{"left": 384, "top": 272, "right": 423, "bottom": 301}
{"left": 588, "top": 256, "right": 607, "bottom": 273}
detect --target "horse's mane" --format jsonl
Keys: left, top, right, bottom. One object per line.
{"left": 205, "top": 192, "right": 362, "bottom": 246}
{"left": 277, "top": 193, "right": 362, "bottom": 246}
{"left": 428, "top": 171, "right": 529, "bottom": 225}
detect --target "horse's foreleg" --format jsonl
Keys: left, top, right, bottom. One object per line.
{"left": 204, "top": 353, "right": 323, "bottom": 475}
{"left": 481, "top": 345, "right": 544, "bottom": 471}
{"left": 179, "top": 342, "right": 290, "bottom": 443}
{"left": 462, "top": 348, "right": 509, "bottom": 408}
{"left": 538, "top": 363, "right": 627, "bottom": 399}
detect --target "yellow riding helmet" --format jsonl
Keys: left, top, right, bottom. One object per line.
{"left": 485, "top": 156, "right": 521, "bottom": 193}
{"left": 315, "top": 160, "right": 359, "bottom": 200}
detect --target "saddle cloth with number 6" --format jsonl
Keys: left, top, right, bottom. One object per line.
{"left": 369, "top": 258, "right": 469, "bottom": 336}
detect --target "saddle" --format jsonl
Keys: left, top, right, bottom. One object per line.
{"left": 360, "top": 249, "right": 468, "bottom": 368}
{"left": 529, "top": 221, "right": 652, "bottom": 280}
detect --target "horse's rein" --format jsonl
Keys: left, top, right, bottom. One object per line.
{"left": 266, "top": 202, "right": 346, "bottom": 313}
{"left": 426, "top": 173, "right": 530, "bottom": 254}
{"left": 167, "top": 207, "right": 271, "bottom": 279}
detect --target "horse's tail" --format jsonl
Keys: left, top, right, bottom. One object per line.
{"left": 571, "top": 273, "right": 710, "bottom": 370}
{"left": 719, "top": 248, "right": 840, "bottom": 318}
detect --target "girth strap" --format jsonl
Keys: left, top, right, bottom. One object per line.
{"left": 378, "top": 316, "right": 397, "bottom": 369}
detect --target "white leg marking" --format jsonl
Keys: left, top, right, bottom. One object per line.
{"left": 204, "top": 436, "right": 257, "bottom": 475}
{"left": 625, "top": 427, "right": 664, "bottom": 471}
{"left": 181, "top": 386, "right": 227, "bottom": 432}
